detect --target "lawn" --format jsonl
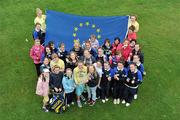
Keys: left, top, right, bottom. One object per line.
{"left": 0, "top": 0, "right": 180, "bottom": 120}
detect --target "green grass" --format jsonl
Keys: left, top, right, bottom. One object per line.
{"left": 0, "top": 0, "right": 180, "bottom": 120}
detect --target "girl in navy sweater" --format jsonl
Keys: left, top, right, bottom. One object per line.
{"left": 113, "top": 62, "right": 127, "bottom": 104}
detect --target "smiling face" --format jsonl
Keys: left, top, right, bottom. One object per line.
{"left": 85, "top": 42, "right": 91, "bottom": 50}
{"left": 35, "top": 40, "right": 40, "bottom": 46}
{"left": 135, "top": 44, "right": 140, "bottom": 51}
{"left": 54, "top": 67, "right": 60, "bottom": 74}
{"left": 37, "top": 9, "right": 42, "bottom": 17}
{"left": 98, "top": 48, "right": 103, "bottom": 56}
{"left": 88, "top": 65, "right": 95, "bottom": 74}
{"left": 104, "top": 62, "right": 110, "bottom": 70}
{"left": 78, "top": 62, "right": 84, "bottom": 69}
{"left": 60, "top": 44, "right": 65, "bottom": 51}
{"left": 133, "top": 55, "right": 140, "bottom": 63}
{"left": 130, "top": 64, "right": 136, "bottom": 72}
{"left": 96, "top": 61, "right": 102, "bottom": 68}
{"left": 117, "top": 62, "right": 124, "bottom": 70}
{"left": 131, "top": 16, "right": 136, "bottom": 22}
{"left": 84, "top": 50, "right": 90, "bottom": 58}
{"left": 66, "top": 69, "right": 72, "bottom": 77}
{"left": 70, "top": 52, "right": 76, "bottom": 60}
{"left": 46, "top": 47, "right": 51, "bottom": 53}
{"left": 43, "top": 58, "right": 49, "bottom": 65}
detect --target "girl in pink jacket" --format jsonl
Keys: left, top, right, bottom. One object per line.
{"left": 30, "top": 39, "right": 44, "bottom": 76}
{"left": 36, "top": 68, "right": 50, "bottom": 112}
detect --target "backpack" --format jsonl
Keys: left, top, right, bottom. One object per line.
{"left": 49, "top": 92, "right": 66, "bottom": 113}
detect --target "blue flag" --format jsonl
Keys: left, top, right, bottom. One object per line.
{"left": 45, "top": 10, "right": 129, "bottom": 51}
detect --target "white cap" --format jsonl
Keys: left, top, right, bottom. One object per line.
{"left": 43, "top": 68, "right": 50, "bottom": 73}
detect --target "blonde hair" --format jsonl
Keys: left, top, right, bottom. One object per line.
{"left": 36, "top": 8, "right": 42, "bottom": 14}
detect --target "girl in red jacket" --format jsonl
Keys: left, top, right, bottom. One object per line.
{"left": 127, "top": 25, "right": 137, "bottom": 42}
{"left": 121, "top": 40, "right": 132, "bottom": 67}
{"left": 111, "top": 37, "right": 122, "bottom": 56}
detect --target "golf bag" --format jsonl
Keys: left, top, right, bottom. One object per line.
{"left": 49, "top": 91, "right": 66, "bottom": 113}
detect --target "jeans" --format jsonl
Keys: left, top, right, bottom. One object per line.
{"left": 87, "top": 86, "right": 97, "bottom": 101}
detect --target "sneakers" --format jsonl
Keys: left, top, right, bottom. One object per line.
{"left": 121, "top": 100, "right": 126, "bottom": 104}
{"left": 42, "top": 107, "right": 49, "bottom": 112}
{"left": 125, "top": 103, "right": 130, "bottom": 107}
{"left": 71, "top": 102, "right": 75, "bottom": 105}
{"left": 105, "top": 98, "right": 109, "bottom": 101}
{"left": 134, "top": 94, "right": 138, "bottom": 100}
{"left": 77, "top": 101, "right": 82, "bottom": 108}
{"left": 113, "top": 99, "right": 117, "bottom": 104}
{"left": 116, "top": 99, "right": 120, "bottom": 104}
{"left": 67, "top": 104, "right": 70, "bottom": 107}
{"left": 89, "top": 100, "right": 95, "bottom": 106}
{"left": 87, "top": 99, "right": 92, "bottom": 104}
{"left": 102, "top": 99, "right": 106, "bottom": 103}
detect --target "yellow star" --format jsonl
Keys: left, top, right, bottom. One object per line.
{"left": 97, "top": 35, "right": 101, "bottom": 39}
{"left": 73, "top": 33, "right": 77, "bottom": 37}
{"left": 92, "top": 24, "right": 96, "bottom": 28}
{"left": 74, "top": 27, "right": 78, "bottom": 31}
{"left": 85, "top": 21, "right": 90, "bottom": 26}
{"left": 79, "top": 23, "right": 83, "bottom": 27}
{"left": 96, "top": 28, "right": 100, "bottom": 33}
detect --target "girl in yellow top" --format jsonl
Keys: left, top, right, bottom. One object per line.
{"left": 73, "top": 61, "right": 88, "bottom": 108}
{"left": 128, "top": 15, "right": 139, "bottom": 32}
{"left": 34, "top": 8, "right": 46, "bottom": 32}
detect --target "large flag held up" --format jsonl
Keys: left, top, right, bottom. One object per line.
{"left": 45, "top": 10, "right": 129, "bottom": 50}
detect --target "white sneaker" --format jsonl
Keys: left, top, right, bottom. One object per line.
{"left": 121, "top": 100, "right": 126, "bottom": 104}
{"left": 77, "top": 101, "right": 82, "bottom": 108}
{"left": 113, "top": 99, "right": 117, "bottom": 104}
{"left": 116, "top": 99, "right": 120, "bottom": 104}
{"left": 71, "top": 102, "right": 75, "bottom": 105}
{"left": 105, "top": 98, "right": 109, "bottom": 101}
{"left": 67, "top": 104, "right": 70, "bottom": 107}
{"left": 126, "top": 103, "right": 130, "bottom": 107}
{"left": 134, "top": 94, "right": 138, "bottom": 100}
{"left": 102, "top": 99, "right": 106, "bottom": 103}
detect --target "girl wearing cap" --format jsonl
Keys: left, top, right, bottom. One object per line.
{"left": 36, "top": 68, "right": 50, "bottom": 112}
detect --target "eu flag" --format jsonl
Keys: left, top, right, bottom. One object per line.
{"left": 45, "top": 10, "right": 129, "bottom": 50}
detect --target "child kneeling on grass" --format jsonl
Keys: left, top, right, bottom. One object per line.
{"left": 73, "top": 61, "right": 88, "bottom": 108}
{"left": 62, "top": 68, "right": 76, "bottom": 107}
{"left": 36, "top": 68, "right": 50, "bottom": 112}
{"left": 87, "top": 65, "right": 99, "bottom": 106}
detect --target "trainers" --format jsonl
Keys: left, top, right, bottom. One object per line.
{"left": 121, "top": 100, "right": 126, "bottom": 104}
{"left": 125, "top": 103, "right": 130, "bottom": 107}
{"left": 87, "top": 99, "right": 92, "bottom": 104}
{"left": 113, "top": 99, "right": 117, "bottom": 104}
{"left": 116, "top": 99, "right": 120, "bottom": 104}
{"left": 102, "top": 99, "right": 106, "bottom": 103}
{"left": 105, "top": 98, "right": 109, "bottom": 101}
{"left": 77, "top": 101, "right": 82, "bottom": 108}
{"left": 134, "top": 94, "right": 138, "bottom": 100}
{"left": 67, "top": 104, "right": 70, "bottom": 107}
{"left": 71, "top": 102, "right": 75, "bottom": 105}
{"left": 89, "top": 100, "right": 95, "bottom": 106}
{"left": 42, "top": 107, "right": 49, "bottom": 112}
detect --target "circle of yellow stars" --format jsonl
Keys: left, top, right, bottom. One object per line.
{"left": 73, "top": 21, "right": 102, "bottom": 42}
